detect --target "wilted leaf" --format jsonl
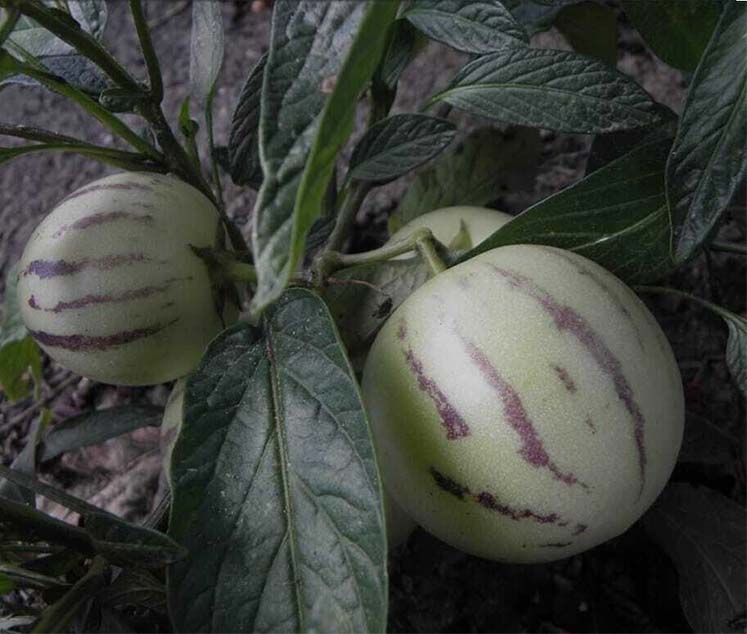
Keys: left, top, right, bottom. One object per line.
{"left": 348, "top": 114, "right": 456, "bottom": 183}
{"left": 403, "top": 0, "right": 527, "bottom": 54}
{"left": 644, "top": 485, "right": 746, "bottom": 633}
{"left": 391, "top": 126, "right": 540, "bottom": 231}
{"left": 462, "top": 134, "right": 676, "bottom": 284}
{"left": 666, "top": 1, "right": 747, "bottom": 264}
{"left": 168, "top": 289, "right": 386, "bottom": 633}
{"left": 431, "top": 47, "right": 659, "bottom": 133}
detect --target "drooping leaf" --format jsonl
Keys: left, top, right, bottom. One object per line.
{"left": 461, "top": 134, "right": 676, "bottom": 283}
{"left": 323, "top": 258, "right": 432, "bottom": 369}
{"left": 168, "top": 289, "right": 386, "bottom": 633}
{"left": 623, "top": 0, "right": 720, "bottom": 72}
{"left": 348, "top": 114, "right": 456, "bottom": 183}
{"left": 554, "top": 1, "right": 617, "bottom": 66}
{"left": 430, "top": 47, "right": 660, "bottom": 133}
{"left": 0, "top": 265, "right": 41, "bottom": 402}
{"left": 390, "top": 126, "right": 541, "bottom": 232}
{"left": 644, "top": 485, "right": 746, "bottom": 634}
{"left": 666, "top": 1, "right": 747, "bottom": 264}
{"left": 251, "top": 1, "right": 399, "bottom": 313}
{"left": 189, "top": 0, "right": 223, "bottom": 110}
{"left": 402, "top": 0, "right": 527, "bottom": 54}
{"left": 227, "top": 52, "right": 266, "bottom": 188}
{"left": 38, "top": 405, "right": 162, "bottom": 463}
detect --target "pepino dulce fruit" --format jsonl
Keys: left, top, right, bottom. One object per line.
{"left": 17, "top": 172, "right": 237, "bottom": 386}
{"left": 362, "top": 245, "right": 684, "bottom": 563}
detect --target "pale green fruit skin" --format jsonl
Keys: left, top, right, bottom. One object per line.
{"left": 17, "top": 172, "right": 234, "bottom": 386}
{"left": 389, "top": 206, "right": 513, "bottom": 256}
{"left": 362, "top": 245, "right": 684, "bottom": 563}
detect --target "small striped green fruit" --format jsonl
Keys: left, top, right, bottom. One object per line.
{"left": 17, "top": 172, "right": 236, "bottom": 386}
{"left": 362, "top": 245, "right": 684, "bottom": 563}
{"left": 388, "top": 206, "right": 513, "bottom": 256}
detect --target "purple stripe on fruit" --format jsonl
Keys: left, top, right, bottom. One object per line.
{"left": 30, "top": 319, "right": 177, "bottom": 351}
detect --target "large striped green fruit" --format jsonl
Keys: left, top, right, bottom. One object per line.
{"left": 17, "top": 172, "right": 236, "bottom": 386}
{"left": 389, "top": 206, "right": 512, "bottom": 255}
{"left": 159, "top": 380, "right": 415, "bottom": 549}
{"left": 362, "top": 245, "right": 684, "bottom": 563}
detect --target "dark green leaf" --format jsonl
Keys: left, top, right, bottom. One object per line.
{"left": 666, "top": 2, "right": 747, "bottom": 264}
{"left": 0, "top": 414, "right": 47, "bottom": 506}
{"left": 98, "top": 568, "right": 166, "bottom": 610}
{"left": 39, "top": 405, "right": 162, "bottom": 463}
{"left": 252, "top": 1, "right": 399, "bottom": 313}
{"left": 679, "top": 412, "right": 737, "bottom": 465}
{"left": 168, "top": 289, "right": 386, "bottom": 633}
{"left": 554, "top": 1, "right": 617, "bottom": 66}
{"left": 623, "top": 0, "right": 720, "bottom": 72}
{"left": 227, "top": 52, "right": 265, "bottom": 188}
{"left": 85, "top": 513, "right": 186, "bottom": 569}
{"left": 348, "top": 114, "right": 456, "bottom": 183}
{"left": 0, "top": 562, "right": 67, "bottom": 590}
{"left": 462, "top": 134, "right": 676, "bottom": 283}
{"left": 724, "top": 313, "right": 746, "bottom": 396}
{"left": 0, "top": 571, "right": 14, "bottom": 595}
{"left": 324, "top": 259, "right": 432, "bottom": 368}
{"left": 391, "top": 126, "right": 541, "bottom": 231}
{"left": 0, "top": 265, "right": 41, "bottom": 402}
{"left": 430, "top": 47, "right": 660, "bottom": 133}
{"left": 402, "top": 0, "right": 527, "bottom": 54}
{"left": 189, "top": 0, "right": 224, "bottom": 110}
{"left": 374, "top": 19, "right": 424, "bottom": 91}
{"left": 502, "top": 0, "right": 565, "bottom": 36}
{"left": 644, "top": 485, "right": 746, "bottom": 633}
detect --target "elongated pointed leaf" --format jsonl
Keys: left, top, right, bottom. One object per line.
{"left": 403, "top": 0, "right": 527, "bottom": 54}
{"left": 348, "top": 114, "right": 456, "bottom": 183}
{"left": 666, "top": 1, "right": 747, "bottom": 264}
{"left": 644, "top": 485, "right": 746, "bottom": 633}
{"left": 168, "top": 289, "right": 386, "bottom": 633}
{"left": 228, "top": 53, "right": 266, "bottom": 188}
{"left": 190, "top": 0, "right": 223, "bottom": 110}
{"left": 252, "top": 1, "right": 399, "bottom": 313}
{"left": 431, "top": 47, "right": 660, "bottom": 133}
{"left": 461, "top": 134, "right": 676, "bottom": 283}
{"left": 623, "top": 0, "right": 720, "bottom": 72}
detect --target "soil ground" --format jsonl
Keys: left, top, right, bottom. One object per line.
{"left": 0, "top": 2, "right": 744, "bottom": 632}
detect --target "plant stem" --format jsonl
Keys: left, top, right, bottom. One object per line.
{"left": 128, "top": 0, "right": 163, "bottom": 103}
{"left": 325, "top": 181, "right": 373, "bottom": 252}
{"left": 31, "top": 557, "right": 107, "bottom": 634}
{"left": 634, "top": 285, "right": 735, "bottom": 320}
{"left": 710, "top": 240, "right": 747, "bottom": 256}
{"left": 0, "top": 5, "right": 19, "bottom": 45}
{"left": 6, "top": 0, "right": 141, "bottom": 93}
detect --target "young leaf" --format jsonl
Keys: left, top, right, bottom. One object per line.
{"left": 644, "top": 485, "right": 746, "bottom": 634}
{"left": 323, "top": 258, "right": 431, "bottom": 367}
{"left": 390, "top": 126, "right": 541, "bottom": 232}
{"left": 189, "top": 0, "right": 223, "bottom": 110}
{"left": 554, "top": 1, "right": 617, "bottom": 66}
{"left": 251, "top": 1, "right": 399, "bottom": 313}
{"left": 461, "top": 134, "right": 676, "bottom": 284}
{"left": 666, "top": 1, "right": 747, "bottom": 264}
{"left": 623, "top": 0, "right": 720, "bottom": 72}
{"left": 430, "top": 47, "right": 660, "bottom": 133}
{"left": 227, "top": 52, "right": 266, "bottom": 188}
{"left": 402, "top": 0, "right": 527, "bottom": 54}
{"left": 168, "top": 289, "right": 387, "bottom": 633}
{"left": 0, "top": 265, "right": 41, "bottom": 402}
{"left": 38, "top": 404, "right": 163, "bottom": 463}
{"left": 348, "top": 114, "right": 456, "bottom": 183}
